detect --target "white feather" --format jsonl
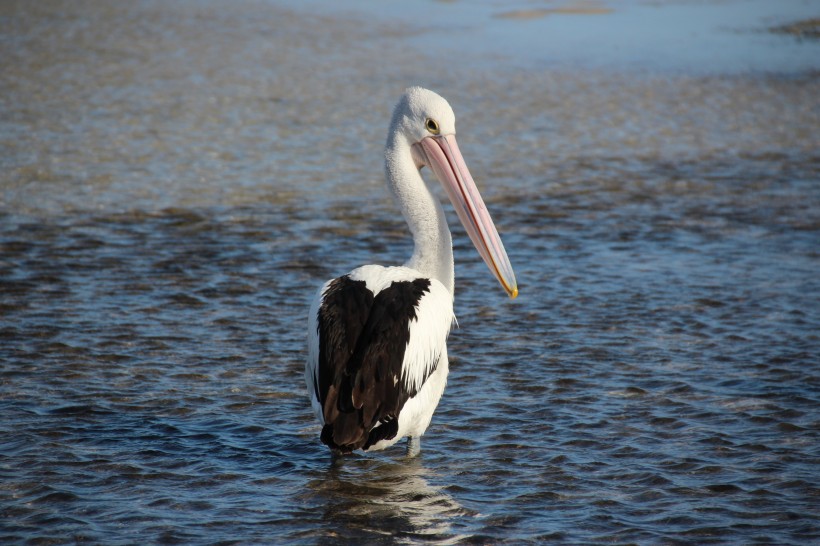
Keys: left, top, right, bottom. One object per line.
{"left": 306, "top": 279, "right": 331, "bottom": 424}
{"left": 401, "top": 278, "right": 453, "bottom": 393}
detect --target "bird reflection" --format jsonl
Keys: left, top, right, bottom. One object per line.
{"left": 304, "top": 454, "right": 471, "bottom": 544}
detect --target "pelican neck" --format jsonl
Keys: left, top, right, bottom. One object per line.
{"left": 384, "top": 138, "right": 455, "bottom": 296}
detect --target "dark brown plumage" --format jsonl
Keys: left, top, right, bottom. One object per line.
{"left": 315, "top": 276, "right": 433, "bottom": 452}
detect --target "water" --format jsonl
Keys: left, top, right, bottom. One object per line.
{"left": 2, "top": 0, "right": 819, "bottom": 544}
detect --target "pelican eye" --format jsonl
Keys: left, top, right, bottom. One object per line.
{"left": 425, "top": 118, "right": 440, "bottom": 135}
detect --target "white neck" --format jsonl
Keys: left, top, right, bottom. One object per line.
{"left": 384, "top": 133, "right": 454, "bottom": 296}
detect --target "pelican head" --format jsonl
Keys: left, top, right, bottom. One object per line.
{"left": 388, "top": 87, "right": 518, "bottom": 299}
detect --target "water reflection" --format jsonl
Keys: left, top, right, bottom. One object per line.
{"left": 305, "top": 455, "right": 470, "bottom": 544}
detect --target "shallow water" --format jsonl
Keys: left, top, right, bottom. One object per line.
{"left": 2, "top": 0, "right": 819, "bottom": 544}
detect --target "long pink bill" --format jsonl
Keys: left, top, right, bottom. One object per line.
{"left": 415, "top": 134, "right": 518, "bottom": 299}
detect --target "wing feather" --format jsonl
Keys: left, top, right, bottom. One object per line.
{"left": 306, "top": 268, "right": 452, "bottom": 452}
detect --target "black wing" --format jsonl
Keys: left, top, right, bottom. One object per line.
{"left": 315, "top": 275, "right": 432, "bottom": 452}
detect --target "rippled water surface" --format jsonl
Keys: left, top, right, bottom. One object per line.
{"left": 2, "top": 0, "right": 819, "bottom": 544}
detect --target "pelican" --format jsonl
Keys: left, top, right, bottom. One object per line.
{"left": 306, "top": 87, "right": 517, "bottom": 456}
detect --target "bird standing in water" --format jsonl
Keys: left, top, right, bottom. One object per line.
{"left": 306, "top": 87, "right": 517, "bottom": 456}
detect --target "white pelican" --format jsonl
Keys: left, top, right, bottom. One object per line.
{"left": 306, "top": 87, "right": 517, "bottom": 456}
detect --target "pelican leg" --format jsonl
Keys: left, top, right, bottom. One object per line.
{"left": 406, "top": 436, "right": 421, "bottom": 457}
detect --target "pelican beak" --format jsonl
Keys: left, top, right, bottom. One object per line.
{"left": 414, "top": 134, "right": 518, "bottom": 299}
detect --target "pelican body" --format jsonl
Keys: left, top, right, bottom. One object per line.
{"left": 306, "top": 87, "right": 517, "bottom": 455}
